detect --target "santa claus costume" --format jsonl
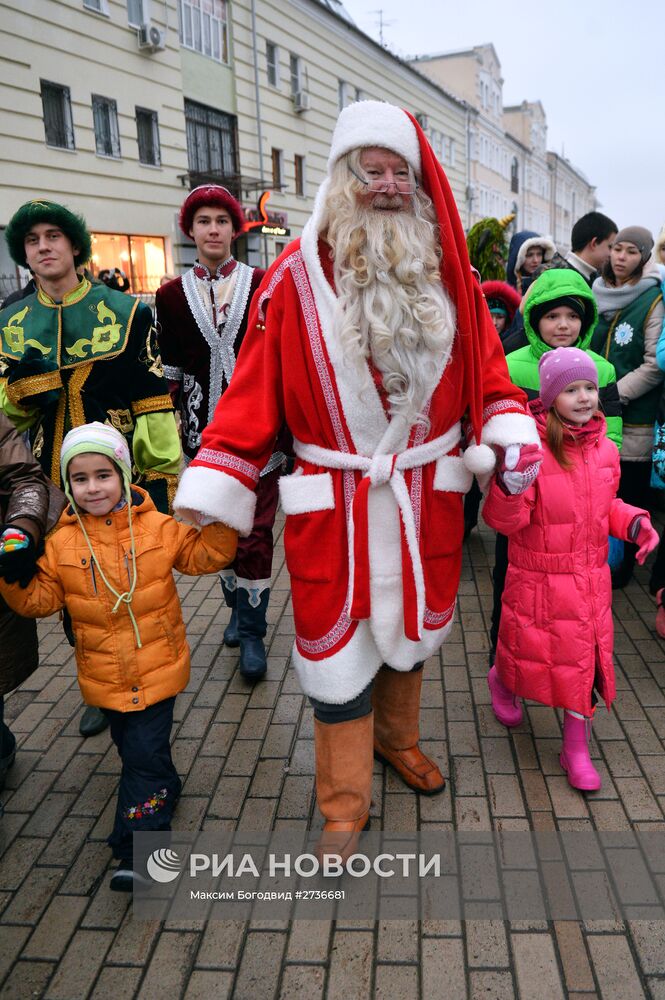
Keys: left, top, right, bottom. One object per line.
{"left": 156, "top": 187, "right": 283, "bottom": 681}
{"left": 175, "top": 103, "right": 538, "bottom": 848}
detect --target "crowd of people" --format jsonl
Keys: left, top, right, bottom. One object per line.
{"left": 0, "top": 103, "right": 663, "bottom": 891}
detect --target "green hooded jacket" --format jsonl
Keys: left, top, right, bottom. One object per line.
{"left": 505, "top": 269, "right": 622, "bottom": 448}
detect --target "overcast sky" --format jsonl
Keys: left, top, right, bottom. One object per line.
{"left": 342, "top": 0, "right": 664, "bottom": 241}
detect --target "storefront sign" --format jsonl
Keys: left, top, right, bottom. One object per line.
{"left": 244, "top": 192, "right": 290, "bottom": 238}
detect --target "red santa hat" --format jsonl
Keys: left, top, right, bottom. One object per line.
{"left": 323, "top": 100, "right": 506, "bottom": 474}
{"left": 179, "top": 185, "right": 246, "bottom": 240}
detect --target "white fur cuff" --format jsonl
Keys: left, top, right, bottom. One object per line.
{"left": 174, "top": 466, "right": 257, "bottom": 536}
{"left": 481, "top": 412, "right": 540, "bottom": 450}
{"left": 279, "top": 471, "right": 335, "bottom": 515}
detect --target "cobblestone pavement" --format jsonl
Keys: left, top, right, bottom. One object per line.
{"left": 2, "top": 511, "right": 665, "bottom": 999}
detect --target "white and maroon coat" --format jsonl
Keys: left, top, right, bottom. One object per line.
{"left": 175, "top": 227, "right": 538, "bottom": 703}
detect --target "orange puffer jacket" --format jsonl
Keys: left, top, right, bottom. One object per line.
{"left": 0, "top": 488, "right": 237, "bottom": 712}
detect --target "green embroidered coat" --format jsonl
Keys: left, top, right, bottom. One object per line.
{"left": 0, "top": 279, "right": 180, "bottom": 511}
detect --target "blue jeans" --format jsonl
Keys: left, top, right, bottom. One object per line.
{"left": 104, "top": 697, "right": 181, "bottom": 864}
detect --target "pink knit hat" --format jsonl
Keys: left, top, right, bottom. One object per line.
{"left": 538, "top": 347, "right": 598, "bottom": 410}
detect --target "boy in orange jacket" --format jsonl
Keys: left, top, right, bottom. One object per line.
{"left": 0, "top": 423, "right": 237, "bottom": 890}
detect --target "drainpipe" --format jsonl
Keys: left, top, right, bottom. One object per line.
{"left": 250, "top": 0, "right": 269, "bottom": 267}
{"left": 466, "top": 106, "right": 473, "bottom": 229}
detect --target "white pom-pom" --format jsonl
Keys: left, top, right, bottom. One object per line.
{"left": 463, "top": 443, "right": 496, "bottom": 475}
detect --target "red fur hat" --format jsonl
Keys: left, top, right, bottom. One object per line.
{"left": 179, "top": 185, "right": 245, "bottom": 240}
{"left": 480, "top": 280, "right": 521, "bottom": 324}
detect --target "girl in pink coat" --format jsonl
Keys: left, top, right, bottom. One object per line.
{"left": 483, "top": 347, "right": 659, "bottom": 791}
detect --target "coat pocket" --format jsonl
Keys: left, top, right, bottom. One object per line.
{"left": 433, "top": 455, "right": 473, "bottom": 495}
{"left": 279, "top": 470, "right": 335, "bottom": 514}
{"left": 280, "top": 471, "right": 335, "bottom": 583}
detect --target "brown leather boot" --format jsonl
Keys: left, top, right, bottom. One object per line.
{"left": 314, "top": 712, "right": 373, "bottom": 863}
{"left": 372, "top": 666, "right": 446, "bottom": 795}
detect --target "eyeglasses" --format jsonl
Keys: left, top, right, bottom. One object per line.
{"left": 348, "top": 164, "right": 418, "bottom": 196}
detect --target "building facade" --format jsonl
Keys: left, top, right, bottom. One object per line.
{"left": 1, "top": 0, "right": 470, "bottom": 292}
{"left": 0, "top": 0, "right": 189, "bottom": 296}
{"left": 0, "top": 8, "right": 597, "bottom": 296}
{"left": 410, "top": 44, "right": 597, "bottom": 250}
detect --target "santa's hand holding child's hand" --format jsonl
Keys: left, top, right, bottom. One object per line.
{"left": 496, "top": 443, "right": 544, "bottom": 496}
{"left": 630, "top": 517, "right": 660, "bottom": 565}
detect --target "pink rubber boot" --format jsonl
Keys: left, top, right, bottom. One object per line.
{"left": 487, "top": 665, "right": 523, "bottom": 727}
{"left": 559, "top": 712, "right": 601, "bottom": 791}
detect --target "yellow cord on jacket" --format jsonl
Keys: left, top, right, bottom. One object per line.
{"left": 67, "top": 485, "right": 143, "bottom": 649}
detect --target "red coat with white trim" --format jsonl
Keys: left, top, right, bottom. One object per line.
{"left": 175, "top": 235, "right": 536, "bottom": 704}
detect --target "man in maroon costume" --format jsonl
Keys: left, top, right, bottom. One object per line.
{"left": 156, "top": 186, "right": 283, "bottom": 680}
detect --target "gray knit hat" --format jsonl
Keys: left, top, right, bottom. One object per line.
{"left": 614, "top": 226, "right": 654, "bottom": 263}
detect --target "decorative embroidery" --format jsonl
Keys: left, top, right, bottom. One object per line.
{"left": 424, "top": 599, "right": 456, "bottom": 626}
{"left": 67, "top": 362, "right": 94, "bottom": 436}
{"left": 482, "top": 399, "right": 526, "bottom": 422}
{"left": 196, "top": 448, "right": 260, "bottom": 483}
{"left": 183, "top": 374, "right": 203, "bottom": 450}
{"left": 132, "top": 394, "right": 173, "bottom": 416}
{"left": 163, "top": 364, "right": 183, "bottom": 381}
{"left": 297, "top": 613, "right": 356, "bottom": 656}
{"left": 123, "top": 787, "right": 168, "bottom": 820}
{"left": 140, "top": 323, "right": 165, "bottom": 378}
{"left": 257, "top": 256, "right": 293, "bottom": 321}
{"left": 261, "top": 451, "right": 286, "bottom": 477}
{"left": 2, "top": 305, "right": 52, "bottom": 357}
{"left": 106, "top": 408, "right": 134, "bottom": 434}
{"left": 182, "top": 262, "right": 254, "bottom": 424}
{"left": 68, "top": 300, "right": 123, "bottom": 358}
{"left": 237, "top": 576, "right": 271, "bottom": 607}
{"left": 289, "top": 250, "right": 358, "bottom": 653}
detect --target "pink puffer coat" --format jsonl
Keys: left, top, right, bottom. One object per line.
{"left": 482, "top": 402, "right": 645, "bottom": 715}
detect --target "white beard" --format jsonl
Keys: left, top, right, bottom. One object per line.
{"left": 328, "top": 202, "right": 456, "bottom": 427}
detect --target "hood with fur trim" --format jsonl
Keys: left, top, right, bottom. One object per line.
{"left": 506, "top": 230, "right": 557, "bottom": 289}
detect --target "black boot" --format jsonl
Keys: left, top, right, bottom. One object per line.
{"left": 220, "top": 572, "right": 239, "bottom": 647}
{"left": 79, "top": 705, "right": 109, "bottom": 737}
{"left": 237, "top": 583, "right": 270, "bottom": 682}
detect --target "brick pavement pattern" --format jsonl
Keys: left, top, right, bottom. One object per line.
{"left": 1, "top": 512, "right": 665, "bottom": 998}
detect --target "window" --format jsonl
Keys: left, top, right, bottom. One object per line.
{"left": 272, "top": 148, "right": 283, "bottom": 188}
{"left": 185, "top": 100, "right": 238, "bottom": 178}
{"left": 127, "top": 0, "right": 144, "bottom": 25}
{"left": 179, "top": 0, "right": 229, "bottom": 63}
{"left": 294, "top": 154, "right": 305, "bottom": 196}
{"left": 511, "top": 157, "right": 519, "bottom": 194}
{"left": 40, "top": 80, "right": 75, "bottom": 150}
{"left": 136, "top": 107, "right": 161, "bottom": 166}
{"left": 289, "top": 54, "right": 301, "bottom": 96}
{"left": 92, "top": 95, "right": 121, "bottom": 158}
{"left": 266, "top": 41, "right": 279, "bottom": 87}
{"left": 338, "top": 80, "right": 350, "bottom": 111}
{"left": 84, "top": 0, "right": 108, "bottom": 13}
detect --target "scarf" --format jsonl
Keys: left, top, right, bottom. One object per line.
{"left": 592, "top": 273, "right": 660, "bottom": 318}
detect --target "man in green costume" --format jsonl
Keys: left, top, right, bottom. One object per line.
{"left": 0, "top": 199, "right": 181, "bottom": 736}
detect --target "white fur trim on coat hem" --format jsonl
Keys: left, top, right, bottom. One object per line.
{"left": 481, "top": 411, "right": 540, "bottom": 450}
{"left": 174, "top": 466, "right": 257, "bottom": 536}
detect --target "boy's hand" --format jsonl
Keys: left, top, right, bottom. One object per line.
{"left": 0, "top": 528, "right": 38, "bottom": 587}
{"left": 497, "top": 444, "right": 544, "bottom": 495}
